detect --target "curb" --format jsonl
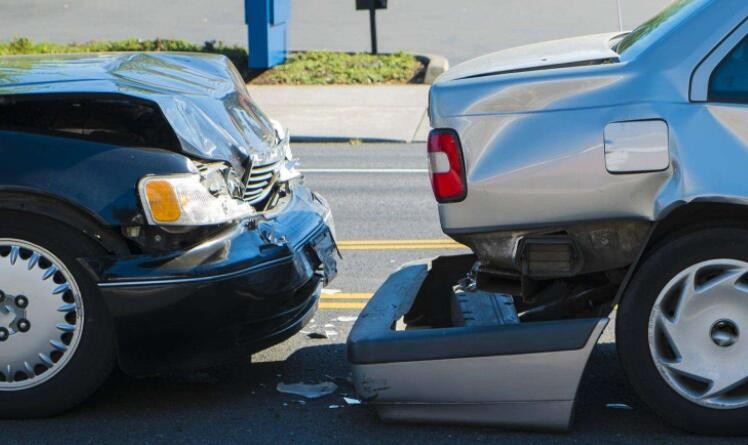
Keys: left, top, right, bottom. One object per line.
{"left": 417, "top": 53, "right": 450, "bottom": 84}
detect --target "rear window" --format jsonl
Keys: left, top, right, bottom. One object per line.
{"left": 616, "top": 0, "right": 706, "bottom": 55}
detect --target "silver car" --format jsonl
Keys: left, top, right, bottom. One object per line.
{"left": 427, "top": 0, "right": 748, "bottom": 435}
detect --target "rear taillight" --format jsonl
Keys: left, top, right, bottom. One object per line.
{"left": 427, "top": 129, "right": 467, "bottom": 203}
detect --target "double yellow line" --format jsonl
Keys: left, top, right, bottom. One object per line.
{"left": 319, "top": 292, "right": 372, "bottom": 310}
{"left": 320, "top": 238, "right": 467, "bottom": 310}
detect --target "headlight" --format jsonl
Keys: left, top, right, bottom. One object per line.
{"left": 139, "top": 164, "right": 255, "bottom": 226}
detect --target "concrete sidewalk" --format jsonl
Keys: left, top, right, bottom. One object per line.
{"left": 248, "top": 85, "right": 431, "bottom": 143}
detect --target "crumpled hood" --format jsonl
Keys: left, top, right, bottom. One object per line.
{"left": 0, "top": 52, "right": 282, "bottom": 172}
{"left": 436, "top": 32, "right": 622, "bottom": 83}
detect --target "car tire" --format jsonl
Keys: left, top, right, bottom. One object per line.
{"left": 0, "top": 213, "right": 115, "bottom": 418}
{"left": 617, "top": 227, "right": 748, "bottom": 435}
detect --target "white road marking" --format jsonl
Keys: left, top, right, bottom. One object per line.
{"left": 301, "top": 168, "right": 428, "bottom": 173}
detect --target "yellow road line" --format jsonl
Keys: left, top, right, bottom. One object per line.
{"left": 337, "top": 239, "right": 465, "bottom": 251}
{"left": 319, "top": 302, "right": 367, "bottom": 310}
{"left": 320, "top": 292, "right": 373, "bottom": 300}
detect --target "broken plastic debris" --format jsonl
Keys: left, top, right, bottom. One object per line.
{"left": 343, "top": 397, "right": 361, "bottom": 405}
{"left": 606, "top": 403, "right": 633, "bottom": 410}
{"left": 276, "top": 382, "right": 338, "bottom": 399}
{"left": 324, "top": 330, "right": 338, "bottom": 337}
{"left": 336, "top": 316, "right": 358, "bottom": 323}
{"left": 328, "top": 405, "right": 342, "bottom": 409}
{"left": 325, "top": 374, "right": 354, "bottom": 387}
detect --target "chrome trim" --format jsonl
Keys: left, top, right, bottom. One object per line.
{"left": 243, "top": 159, "right": 282, "bottom": 205}
{"left": 97, "top": 256, "right": 293, "bottom": 288}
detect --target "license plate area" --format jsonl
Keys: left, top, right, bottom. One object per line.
{"left": 307, "top": 228, "right": 338, "bottom": 284}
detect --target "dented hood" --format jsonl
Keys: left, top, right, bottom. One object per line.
{"left": 0, "top": 52, "right": 282, "bottom": 172}
{"left": 437, "top": 32, "right": 622, "bottom": 83}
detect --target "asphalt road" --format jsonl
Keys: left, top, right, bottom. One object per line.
{"left": 2, "top": 0, "right": 671, "bottom": 65}
{"left": 2, "top": 143, "right": 743, "bottom": 444}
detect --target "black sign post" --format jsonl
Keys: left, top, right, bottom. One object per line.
{"left": 356, "top": 0, "right": 387, "bottom": 55}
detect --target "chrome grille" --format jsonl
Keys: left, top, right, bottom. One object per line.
{"left": 243, "top": 160, "right": 281, "bottom": 204}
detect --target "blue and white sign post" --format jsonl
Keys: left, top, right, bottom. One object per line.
{"left": 245, "top": 0, "right": 290, "bottom": 69}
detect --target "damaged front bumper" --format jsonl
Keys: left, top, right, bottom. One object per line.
{"left": 347, "top": 255, "right": 607, "bottom": 431}
{"left": 87, "top": 184, "right": 337, "bottom": 376}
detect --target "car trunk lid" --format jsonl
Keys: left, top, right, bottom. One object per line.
{"left": 436, "top": 32, "right": 622, "bottom": 83}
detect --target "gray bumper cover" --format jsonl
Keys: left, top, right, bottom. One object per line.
{"left": 347, "top": 256, "right": 608, "bottom": 431}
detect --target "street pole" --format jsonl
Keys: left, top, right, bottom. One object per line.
{"left": 369, "top": 4, "right": 378, "bottom": 54}
{"left": 616, "top": 0, "right": 624, "bottom": 32}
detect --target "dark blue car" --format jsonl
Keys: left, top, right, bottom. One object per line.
{"left": 0, "top": 52, "right": 337, "bottom": 417}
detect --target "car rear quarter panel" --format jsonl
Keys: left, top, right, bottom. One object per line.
{"left": 430, "top": 71, "right": 673, "bottom": 232}
{"left": 434, "top": 96, "right": 748, "bottom": 234}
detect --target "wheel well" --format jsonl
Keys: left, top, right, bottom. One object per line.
{"left": 0, "top": 192, "right": 129, "bottom": 255}
{"left": 649, "top": 202, "right": 748, "bottom": 248}
{"left": 614, "top": 202, "right": 748, "bottom": 304}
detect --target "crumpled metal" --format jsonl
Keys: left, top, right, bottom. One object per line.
{"left": 0, "top": 52, "right": 283, "bottom": 173}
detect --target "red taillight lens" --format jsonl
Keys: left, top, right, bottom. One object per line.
{"left": 427, "top": 129, "right": 467, "bottom": 202}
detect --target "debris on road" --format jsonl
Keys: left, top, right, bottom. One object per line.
{"left": 276, "top": 382, "right": 338, "bottom": 399}
{"left": 325, "top": 374, "right": 354, "bottom": 387}
{"left": 343, "top": 397, "right": 362, "bottom": 405}
{"left": 303, "top": 321, "right": 338, "bottom": 339}
{"left": 606, "top": 403, "right": 633, "bottom": 410}
{"left": 336, "top": 316, "right": 358, "bottom": 323}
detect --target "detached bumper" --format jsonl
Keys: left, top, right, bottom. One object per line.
{"left": 92, "top": 185, "right": 337, "bottom": 376}
{"left": 347, "top": 255, "right": 607, "bottom": 432}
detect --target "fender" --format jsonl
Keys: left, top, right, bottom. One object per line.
{"left": 613, "top": 201, "right": 748, "bottom": 306}
{"left": 0, "top": 190, "right": 130, "bottom": 255}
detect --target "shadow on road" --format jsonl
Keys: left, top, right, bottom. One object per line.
{"left": 4, "top": 341, "right": 720, "bottom": 444}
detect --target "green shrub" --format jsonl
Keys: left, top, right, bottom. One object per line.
{"left": 251, "top": 50, "right": 422, "bottom": 85}
{"left": 0, "top": 37, "right": 248, "bottom": 71}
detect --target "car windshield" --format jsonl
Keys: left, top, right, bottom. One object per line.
{"left": 616, "top": 0, "right": 706, "bottom": 55}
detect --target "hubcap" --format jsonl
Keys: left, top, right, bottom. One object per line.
{"left": 711, "top": 320, "right": 739, "bottom": 347}
{"left": 0, "top": 239, "right": 84, "bottom": 391}
{"left": 649, "top": 259, "right": 748, "bottom": 409}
